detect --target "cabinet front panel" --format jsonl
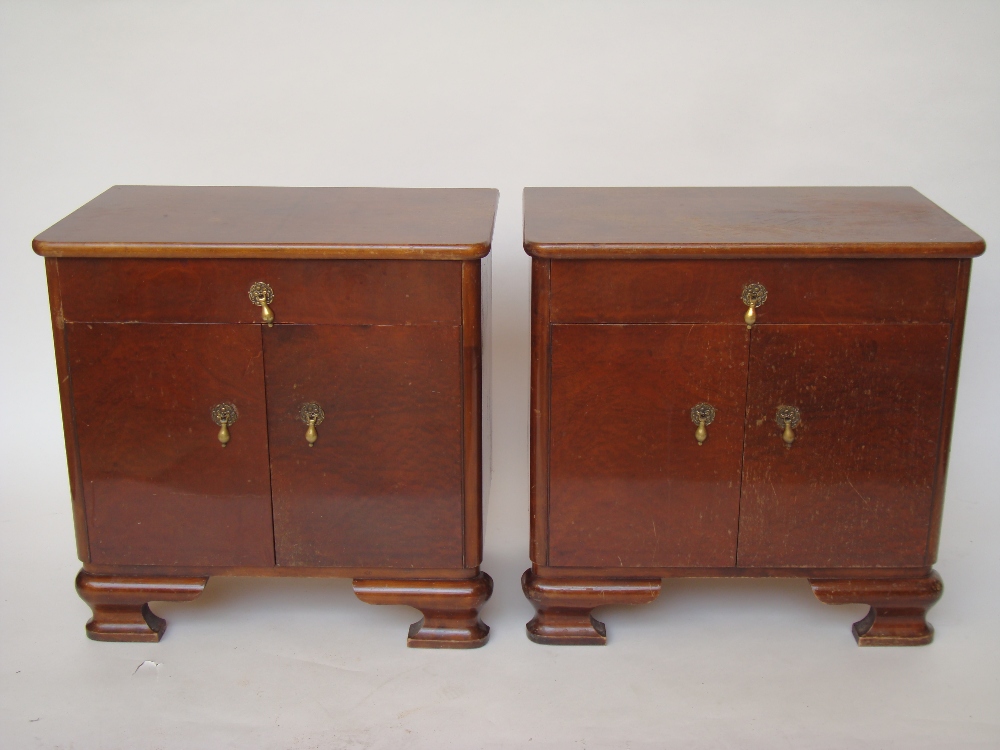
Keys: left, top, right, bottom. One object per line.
{"left": 57, "top": 258, "right": 462, "bottom": 325}
{"left": 738, "top": 324, "right": 950, "bottom": 568}
{"left": 551, "top": 259, "right": 958, "bottom": 325}
{"left": 548, "top": 324, "right": 748, "bottom": 567}
{"left": 266, "top": 325, "right": 464, "bottom": 567}
{"left": 66, "top": 323, "right": 274, "bottom": 566}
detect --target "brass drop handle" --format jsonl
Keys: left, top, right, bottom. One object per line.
{"left": 776, "top": 405, "right": 801, "bottom": 447}
{"left": 248, "top": 282, "right": 275, "bottom": 327}
{"left": 690, "top": 402, "right": 716, "bottom": 446}
{"left": 741, "top": 282, "right": 768, "bottom": 328}
{"left": 299, "top": 402, "right": 325, "bottom": 447}
{"left": 211, "top": 402, "right": 239, "bottom": 447}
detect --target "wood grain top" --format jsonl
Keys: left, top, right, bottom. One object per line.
{"left": 523, "top": 187, "right": 984, "bottom": 259}
{"left": 34, "top": 186, "right": 499, "bottom": 259}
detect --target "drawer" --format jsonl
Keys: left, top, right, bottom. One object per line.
{"left": 549, "top": 258, "right": 960, "bottom": 325}
{"left": 55, "top": 258, "right": 462, "bottom": 325}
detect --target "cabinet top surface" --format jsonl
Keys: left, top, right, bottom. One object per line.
{"left": 523, "top": 187, "right": 984, "bottom": 259}
{"left": 34, "top": 186, "right": 499, "bottom": 259}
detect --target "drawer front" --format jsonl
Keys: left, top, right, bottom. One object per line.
{"left": 550, "top": 259, "right": 959, "bottom": 325}
{"left": 56, "top": 258, "right": 462, "bottom": 325}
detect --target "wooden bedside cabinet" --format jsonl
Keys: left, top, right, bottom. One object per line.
{"left": 521, "top": 187, "right": 984, "bottom": 646}
{"left": 35, "top": 186, "right": 497, "bottom": 648}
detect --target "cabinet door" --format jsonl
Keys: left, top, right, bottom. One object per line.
{"left": 738, "top": 325, "right": 951, "bottom": 568}
{"left": 265, "top": 325, "right": 464, "bottom": 568}
{"left": 66, "top": 324, "right": 274, "bottom": 566}
{"left": 548, "top": 324, "right": 749, "bottom": 567}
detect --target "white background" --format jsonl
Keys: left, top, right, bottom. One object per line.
{"left": 2, "top": 2, "right": 999, "bottom": 748}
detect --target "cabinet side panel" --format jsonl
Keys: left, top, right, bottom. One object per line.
{"left": 530, "top": 259, "right": 551, "bottom": 564}
{"left": 462, "top": 260, "right": 483, "bottom": 567}
{"left": 739, "top": 324, "right": 950, "bottom": 568}
{"left": 45, "top": 259, "right": 90, "bottom": 562}
{"left": 480, "top": 253, "right": 492, "bottom": 532}
{"left": 926, "top": 259, "right": 972, "bottom": 564}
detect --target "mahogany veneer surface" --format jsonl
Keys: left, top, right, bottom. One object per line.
{"left": 524, "top": 186, "right": 984, "bottom": 257}
{"left": 56, "top": 258, "right": 462, "bottom": 324}
{"left": 35, "top": 186, "right": 497, "bottom": 258}
{"left": 265, "top": 324, "right": 464, "bottom": 568}
{"left": 524, "top": 186, "right": 984, "bottom": 646}
{"left": 67, "top": 323, "right": 274, "bottom": 567}
{"left": 549, "top": 323, "right": 748, "bottom": 568}
{"left": 550, "top": 258, "right": 959, "bottom": 324}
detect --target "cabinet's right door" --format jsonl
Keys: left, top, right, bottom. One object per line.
{"left": 265, "top": 324, "right": 465, "bottom": 568}
{"left": 738, "top": 324, "right": 951, "bottom": 568}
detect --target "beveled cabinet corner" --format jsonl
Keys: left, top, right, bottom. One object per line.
{"left": 36, "top": 186, "right": 498, "bottom": 647}
{"left": 523, "top": 186, "right": 984, "bottom": 646}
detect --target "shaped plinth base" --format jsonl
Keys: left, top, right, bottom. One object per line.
{"left": 353, "top": 572, "right": 493, "bottom": 649}
{"left": 810, "top": 570, "right": 943, "bottom": 646}
{"left": 521, "top": 569, "right": 661, "bottom": 645}
{"left": 75, "top": 570, "right": 208, "bottom": 642}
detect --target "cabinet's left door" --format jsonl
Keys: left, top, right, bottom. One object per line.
{"left": 65, "top": 323, "right": 275, "bottom": 567}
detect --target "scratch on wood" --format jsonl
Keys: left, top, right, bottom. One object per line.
{"left": 846, "top": 477, "right": 866, "bottom": 502}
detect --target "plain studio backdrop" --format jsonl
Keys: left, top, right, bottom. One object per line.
{"left": 2, "top": 2, "right": 999, "bottom": 748}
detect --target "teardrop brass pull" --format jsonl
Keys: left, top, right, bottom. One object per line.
{"left": 741, "top": 282, "right": 768, "bottom": 328}
{"left": 299, "top": 402, "right": 325, "bottom": 447}
{"left": 775, "top": 405, "right": 801, "bottom": 447}
{"left": 211, "top": 402, "right": 239, "bottom": 447}
{"left": 690, "top": 403, "right": 717, "bottom": 446}
{"left": 248, "top": 282, "right": 275, "bottom": 327}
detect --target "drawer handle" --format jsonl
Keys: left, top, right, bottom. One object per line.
{"left": 211, "top": 402, "right": 239, "bottom": 447}
{"left": 299, "top": 402, "right": 325, "bottom": 447}
{"left": 248, "top": 281, "right": 275, "bottom": 327}
{"left": 776, "top": 405, "right": 801, "bottom": 447}
{"left": 690, "top": 402, "right": 716, "bottom": 445}
{"left": 741, "top": 282, "right": 768, "bottom": 328}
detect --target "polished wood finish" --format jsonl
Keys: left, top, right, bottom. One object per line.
{"left": 524, "top": 186, "right": 983, "bottom": 646}
{"left": 39, "top": 187, "right": 496, "bottom": 646}
{"left": 56, "top": 258, "right": 461, "bottom": 325}
{"left": 82, "top": 563, "right": 479, "bottom": 579}
{"left": 739, "top": 324, "right": 951, "bottom": 568}
{"left": 550, "top": 259, "right": 959, "bottom": 324}
{"left": 461, "top": 261, "right": 484, "bottom": 567}
{"left": 35, "top": 186, "right": 498, "bottom": 259}
{"left": 76, "top": 570, "right": 207, "bottom": 642}
{"left": 926, "top": 259, "right": 973, "bottom": 564}
{"left": 534, "top": 564, "right": 931, "bottom": 579}
{"left": 353, "top": 572, "right": 493, "bottom": 648}
{"left": 524, "top": 187, "right": 985, "bottom": 258}
{"left": 810, "top": 571, "right": 944, "bottom": 645}
{"left": 265, "top": 324, "right": 463, "bottom": 568}
{"left": 548, "top": 323, "right": 748, "bottom": 567}
{"left": 521, "top": 569, "right": 661, "bottom": 645}
{"left": 66, "top": 323, "right": 274, "bottom": 567}
{"left": 45, "top": 259, "right": 90, "bottom": 562}
{"left": 529, "top": 258, "right": 552, "bottom": 564}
